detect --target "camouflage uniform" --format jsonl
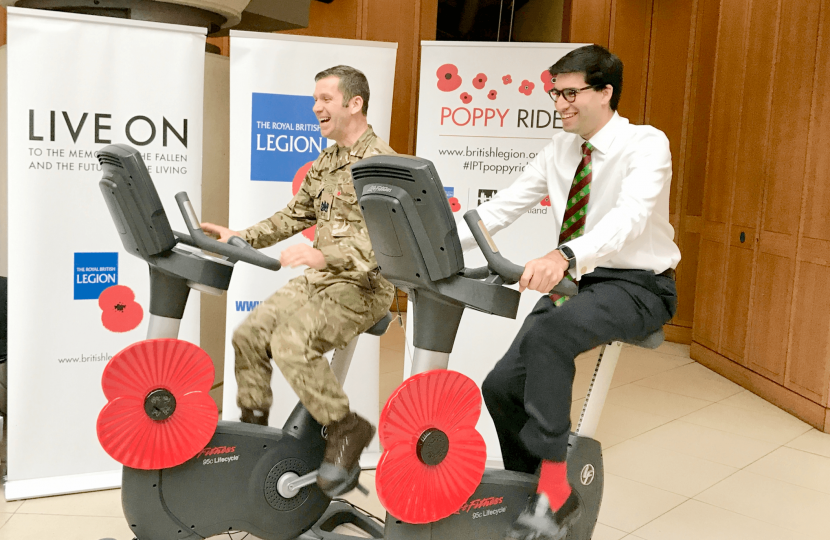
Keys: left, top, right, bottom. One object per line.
{"left": 233, "top": 126, "right": 396, "bottom": 425}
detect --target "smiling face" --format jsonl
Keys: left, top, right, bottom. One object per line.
{"left": 312, "top": 76, "right": 363, "bottom": 146}
{"left": 553, "top": 72, "right": 614, "bottom": 141}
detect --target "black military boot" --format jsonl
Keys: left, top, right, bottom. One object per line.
{"left": 240, "top": 407, "right": 269, "bottom": 426}
{"left": 316, "top": 411, "right": 376, "bottom": 497}
{"left": 505, "top": 491, "right": 582, "bottom": 540}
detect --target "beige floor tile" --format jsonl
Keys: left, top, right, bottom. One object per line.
{"left": 379, "top": 346, "right": 404, "bottom": 375}
{"left": 603, "top": 440, "right": 738, "bottom": 497}
{"left": 680, "top": 402, "right": 812, "bottom": 445}
{"left": 650, "top": 341, "right": 691, "bottom": 358}
{"left": 786, "top": 428, "right": 830, "bottom": 458}
{"left": 16, "top": 488, "right": 122, "bottom": 517}
{"left": 0, "top": 498, "right": 22, "bottom": 514}
{"left": 597, "top": 473, "right": 686, "bottom": 533}
{"left": 718, "top": 390, "right": 802, "bottom": 419}
{"left": 0, "top": 513, "right": 134, "bottom": 540}
{"left": 611, "top": 349, "right": 693, "bottom": 387}
{"left": 694, "top": 470, "right": 830, "bottom": 537}
{"left": 633, "top": 499, "right": 804, "bottom": 540}
{"left": 588, "top": 402, "right": 673, "bottom": 442}
{"left": 633, "top": 362, "right": 744, "bottom": 402}
{"left": 631, "top": 420, "right": 779, "bottom": 468}
{"left": 745, "top": 446, "right": 830, "bottom": 495}
{"left": 621, "top": 536, "right": 647, "bottom": 539}
{"left": 379, "top": 317, "right": 406, "bottom": 354}
{"left": 605, "top": 384, "right": 712, "bottom": 421}
{"left": 0, "top": 514, "right": 10, "bottom": 528}
{"left": 592, "top": 522, "right": 628, "bottom": 540}
{"left": 339, "top": 471, "right": 387, "bottom": 522}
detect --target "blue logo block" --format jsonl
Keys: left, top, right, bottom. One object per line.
{"left": 444, "top": 187, "right": 455, "bottom": 198}
{"left": 74, "top": 252, "right": 118, "bottom": 300}
{"left": 250, "top": 93, "right": 328, "bottom": 182}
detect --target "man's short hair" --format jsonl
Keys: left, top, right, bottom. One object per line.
{"left": 314, "top": 65, "right": 370, "bottom": 116}
{"left": 548, "top": 45, "right": 624, "bottom": 111}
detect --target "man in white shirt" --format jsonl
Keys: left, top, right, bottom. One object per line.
{"left": 458, "top": 45, "right": 680, "bottom": 540}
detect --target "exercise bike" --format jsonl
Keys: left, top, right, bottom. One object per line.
{"left": 95, "top": 143, "right": 391, "bottom": 540}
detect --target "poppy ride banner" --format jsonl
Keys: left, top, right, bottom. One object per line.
{"left": 412, "top": 41, "right": 582, "bottom": 466}
{"left": 4, "top": 8, "right": 205, "bottom": 499}
{"left": 225, "top": 32, "right": 397, "bottom": 465}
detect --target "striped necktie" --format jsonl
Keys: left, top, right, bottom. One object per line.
{"left": 551, "top": 140, "right": 593, "bottom": 306}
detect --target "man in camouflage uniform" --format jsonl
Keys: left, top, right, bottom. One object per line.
{"left": 202, "top": 66, "right": 395, "bottom": 496}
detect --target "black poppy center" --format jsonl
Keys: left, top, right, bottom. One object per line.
{"left": 144, "top": 388, "right": 176, "bottom": 421}
{"left": 416, "top": 428, "right": 449, "bottom": 465}
{"left": 115, "top": 302, "right": 126, "bottom": 312}
{"left": 445, "top": 73, "right": 452, "bottom": 80}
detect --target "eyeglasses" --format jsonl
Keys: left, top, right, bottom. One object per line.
{"left": 548, "top": 85, "right": 594, "bottom": 103}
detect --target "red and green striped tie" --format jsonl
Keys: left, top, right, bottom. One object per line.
{"left": 552, "top": 141, "right": 593, "bottom": 306}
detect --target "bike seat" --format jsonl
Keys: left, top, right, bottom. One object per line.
{"left": 622, "top": 328, "right": 665, "bottom": 349}
{"left": 365, "top": 312, "right": 394, "bottom": 337}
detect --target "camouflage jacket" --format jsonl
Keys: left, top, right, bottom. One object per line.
{"left": 241, "top": 126, "right": 395, "bottom": 288}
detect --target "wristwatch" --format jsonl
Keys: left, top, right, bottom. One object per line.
{"left": 556, "top": 245, "right": 577, "bottom": 270}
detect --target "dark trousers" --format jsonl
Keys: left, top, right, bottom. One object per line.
{"left": 481, "top": 268, "right": 677, "bottom": 473}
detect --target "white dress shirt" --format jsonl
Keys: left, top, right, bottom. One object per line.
{"left": 458, "top": 112, "right": 681, "bottom": 280}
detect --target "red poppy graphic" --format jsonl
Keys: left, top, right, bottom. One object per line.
{"left": 519, "top": 80, "right": 535, "bottom": 96}
{"left": 375, "top": 370, "right": 487, "bottom": 524}
{"left": 502, "top": 75, "right": 512, "bottom": 85}
{"left": 472, "top": 73, "right": 488, "bottom": 90}
{"left": 448, "top": 197, "right": 461, "bottom": 212}
{"left": 460, "top": 92, "right": 472, "bottom": 104}
{"left": 97, "top": 339, "right": 218, "bottom": 470}
{"left": 541, "top": 70, "right": 556, "bottom": 93}
{"left": 292, "top": 161, "right": 316, "bottom": 241}
{"left": 541, "top": 195, "right": 551, "bottom": 207}
{"left": 487, "top": 90, "right": 498, "bottom": 100}
{"left": 98, "top": 285, "right": 143, "bottom": 333}
{"left": 437, "top": 64, "right": 463, "bottom": 92}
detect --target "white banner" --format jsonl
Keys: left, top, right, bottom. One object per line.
{"left": 413, "top": 41, "right": 582, "bottom": 465}
{"left": 225, "top": 32, "right": 397, "bottom": 462}
{"left": 5, "top": 8, "right": 206, "bottom": 499}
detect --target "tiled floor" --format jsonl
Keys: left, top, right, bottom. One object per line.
{"left": 2, "top": 325, "right": 830, "bottom": 539}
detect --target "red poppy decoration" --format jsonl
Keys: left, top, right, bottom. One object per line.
{"left": 541, "top": 195, "right": 551, "bottom": 207}
{"left": 472, "top": 73, "right": 488, "bottom": 90}
{"left": 292, "top": 161, "right": 316, "bottom": 241}
{"left": 460, "top": 92, "right": 472, "bottom": 104}
{"left": 437, "top": 64, "right": 462, "bottom": 92}
{"left": 519, "top": 80, "right": 535, "bottom": 96}
{"left": 448, "top": 197, "right": 461, "bottom": 212}
{"left": 97, "top": 339, "right": 218, "bottom": 470}
{"left": 502, "top": 75, "right": 512, "bottom": 85}
{"left": 375, "top": 370, "right": 487, "bottom": 524}
{"left": 487, "top": 90, "right": 498, "bottom": 101}
{"left": 541, "top": 70, "right": 556, "bottom": 93}
{"left": 99, "top": 285, "right": 143, "bottom": 333}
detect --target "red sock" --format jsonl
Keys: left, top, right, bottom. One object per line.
{"left": 536, "top": 460, "right": 571, "bottom": 510}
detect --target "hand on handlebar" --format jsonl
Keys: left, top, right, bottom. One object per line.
{"left": 519, "top": 250, "right": 570, "bottom": 293}
{"left": 280, "top": 244, "right": 326, "bottom": 270}
{"left": 201, "top": 222, "right": 241, "bottom": 243}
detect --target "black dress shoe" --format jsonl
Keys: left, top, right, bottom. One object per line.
{"left": 505, "top": 490, "right": 582, "bottom": 540}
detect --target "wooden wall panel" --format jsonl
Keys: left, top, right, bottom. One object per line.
{"left": 693, "top": 239, "right": 725, "bottom": 349}
{"left": 720, "top": 245, "right": 752, "bottom": 362}
{"left": 608, "top": 0, "right": 654, "bottom": 124}
{"left": 568, "top": 0, "right": 613, "bottom": 47}
{"left": 747, "top": 253, "right": 794, "bottom": 383}
{"left": 786, "top": 262, "right": 830, "bottom": 404}
{"left": 762, "top": 0, "right": 821, "bottom": 236}
{"left": 282, "top": 0, "right": 361, "bottom": 39}
{"left": 804, "top": 2, "right": 830, "bottom": 244}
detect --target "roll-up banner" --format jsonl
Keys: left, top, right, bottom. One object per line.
{"left": 4, "top": 8, "right": 206, "bottom": 499}
{"left": 414, "top": 41, "right": 582, "bottom": 466}
{"left": 225, "top": 32, "right": 397, "bottom": 463}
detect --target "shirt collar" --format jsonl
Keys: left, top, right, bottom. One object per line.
{"left": 583, "top": 111, "right": 624, "bottom": 155}
{"left": 331, "top": 125, "right": 376, "bottom": 159}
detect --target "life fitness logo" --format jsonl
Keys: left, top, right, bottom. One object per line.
{"left": 250, "top": 93, "right": 328, "bottom": 182}
{"left": 196, "top": 446, "right": 240, "bottom": 466}
{"left": 455, "top": 496, "right": 504, "bottom": 514}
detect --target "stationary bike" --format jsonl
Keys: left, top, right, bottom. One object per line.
{"left": 95, "top": 143, "right": 391, "bottom": 540}
{"left": 347, "top": 155, "right": 664, "bottom": 540}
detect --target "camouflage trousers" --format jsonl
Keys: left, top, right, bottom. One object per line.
{"left": 233, "top": 271, "right": 394, "bottom": 425}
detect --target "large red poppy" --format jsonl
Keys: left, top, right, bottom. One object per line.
{"left": 541, "top": 70, "right": 556, "bottom": 93}
{"left": 437, "top": 64, "right": 462, "bottom": 92}
{"left": 97, "top": 339, "right": 218, "bottom": 470}
{"left": 99, "top": 285, "right": 143, "bottom": 333}
{"left": 375, "top": 370, "right": 487, "bottom": 524}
